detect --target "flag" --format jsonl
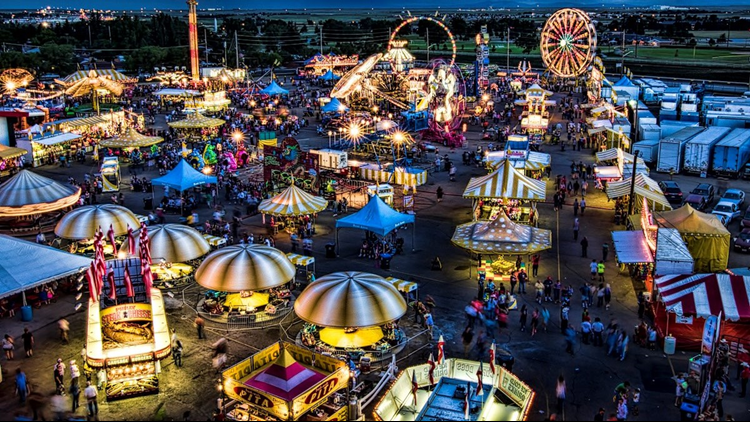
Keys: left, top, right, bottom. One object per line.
{"left": 437, "top": 335, "right": 445, "bottom": 364}
{"left": 107, "top": 271, "right": 117, "bottom": 300}
{"left": 411, "top": 370, "right": 419, "bottom": 406}
{"left": 107, "top": 224, "right": 117, "bottom": 253}
{"left": 86, "top": 263, "right": 99, "bottom": 302}
{"left": 464, "top": 382, "right": 470, "bottom": 420}
{"left": 127, "top": 226, "right": 135, "bottom": 255}
{"left": 476, "top": 362, "right": 484, "bottom": 397}
{"left": 124, "top": 266, "right": 134, "bottom": 298}
{"left": 142, "top": 264, "right": 153, "bottom": 294}
{"left": 489, "top": 342, "right": 496, "bottom": 375}
{"left": 427, "top": 353, "right": 436, "bottom": 385}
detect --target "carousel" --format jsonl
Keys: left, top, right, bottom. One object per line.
{"left": 294, "top": 271, "right": 408, "bottom": 363}
{"left": 0, "top": 170, "right": 81, "bottom": 235}
{"left": 194, "top": 245, "right": 296, "bottom": 326}
{"left": 99, "top": 128, "right": 164, "bottom": 149}
{"left": 167, "top": 112, "right": 225, "bottom": 140}
{"left": 54, "top": 204, "right": 141, "bottom": 256}
{"left": 258, "top": 182, "right": 327, "bottom": 239}
{"left": 119, "top": 224, "right": 210, "bottom": 289}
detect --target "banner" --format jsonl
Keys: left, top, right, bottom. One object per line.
{"left": 100, "top": 303, "right": 152, "bottom": 324}
{"left": 497, "top": 367, "right": 533, "bottom": 408}
{"left": 404, "top": 195, "right": 414, "bottom": 209}
{"left": 293, "top": 368, "right": 348, "bottom": 419}
{"left": 701, "top": 315, "right": 718, "bottom": 356}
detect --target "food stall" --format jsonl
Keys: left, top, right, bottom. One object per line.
{"left": 100, "top": 157, "right": 121, "bottom": 192}
{"left": 286, "top": 253, "right": 315, "bottom": 285}
{"left": 358, "top": 163, "right": 427, "bottom": 187}
{"left": 295, "top": 272, "right": 408, "bottom": 362}
{"left": 221, "top": 341, "right": 350, "bottom": 421}
{"left": 374, "top": 358, "right": 534, "bottom": 421}
{"left": 0, "top": 144, "right": 27, "bottom": 176}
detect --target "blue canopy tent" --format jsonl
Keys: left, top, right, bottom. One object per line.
{"left": 335, "top": 194, "right": 415, "bottom": 254}
{"left": 322, "top": 98, "right": 349, "bottom": 113}
{"left": 152, "top": 159, "right": 218, "bottom": 192}
{"left": 260, "top": 80, "right": 289, "bottom": 96}
{"left": 318, "top": 70, "right": 340, "bottom": 82}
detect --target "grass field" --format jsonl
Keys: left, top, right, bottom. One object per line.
{"left": 604, "top": 45, "right": 750, "bottom": 64}
{"left": 691, "top": 30, "right": 750, "bottom": 40}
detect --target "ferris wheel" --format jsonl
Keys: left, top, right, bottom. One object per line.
{"left": 540, "top": 8, "right": 597, "bottom": 78}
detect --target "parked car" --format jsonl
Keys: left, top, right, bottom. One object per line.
{"left": 690, "top": 183, "right": 716, "bottom": 205}
{"left": 684, "top": 193, "right": 708, "bottom": 211}
{"left": 720, "top": 188, "right": 746, "bottom": 208}
{"left": 742, "top": 163, "right": 750, "bottom": 180}
{"left": 658, "top": 181, "right": 684, "bottom": 206}
{"left": 734, "top": 228, "right": 750, "bottom": 252}
{"left": 712, "top": 201, "right": 741, "bottom": 225}
{"left": 742, "top": 205, "right": 750, "bottom": 228}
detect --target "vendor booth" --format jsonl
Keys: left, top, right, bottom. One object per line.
{"left": 335, "top": 194, "right": 415, "bottom": 256}
{"left": 295, "top": 271, "right": 408, "bottom": 362}
{"left": 0, "top": 144, "right": 27, "bottom": 175}
{"left": 260, "top": 81, "right": 289, "bottom": 96}
{"left": 167, "top": 112, "right": 225, "bottom": 140}
{"left": 286, "top": 253, "right": 315, "bottom": 285}
{"left": 195, "top": 245, "right": 296, "bottom": 327}
{"left": 221, "top": 341, "right": 350, "bottom": 421}
{"left": 374, "top": 358, "right": 534, "bottom": 421}
{"left": 16, "top": 132, "right": 81, "bottom": 168}
{"left": 358, "top": 163, "right": 427, "bottom": 187}
{"left": 595, "top": 148, "right": 650, "bottom": 182}
{"left": 606, "top": 173, "right": 672, "bottom": 212}
{"left": 654, "top": 228, "right": 694, "bottom": 277}
{"left": 485, "top": 150, "right": 550, "bottom": 179}
{"left": 100, "top": 156, "right": 121, "bottom": 193}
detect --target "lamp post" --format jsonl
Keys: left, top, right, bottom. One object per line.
{"left": 627, "top": 150, "right": 640, "bottom": 216}
{"left": 328, "top": 130, "right": 333, "bottom": 148}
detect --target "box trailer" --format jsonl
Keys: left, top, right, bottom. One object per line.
{"left": 632, "top": 139, "right": 661, "bottom": 165}
{"left": 639, "top": 124, "right": 662, "bottom": 142}
{"left": 656, "top": 127, "right": 706, "bottom": 173}
{"left": 310, "top": 149, "right": 348, "bottom": 170}
{"left": 661, "top": 120, "right": 699, "bottom": 138}
{"left": 682, "top": 126, "right": 732, "bottom": 174}
{"left": 711, "top": 128, "right": 750, "bottom": 177}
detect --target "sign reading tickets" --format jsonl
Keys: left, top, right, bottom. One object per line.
{"left": 498, "top": 367, "right": 533, "bottom": 407}
{"left": 100, "top": 303, "right": 152, "bottom": 324}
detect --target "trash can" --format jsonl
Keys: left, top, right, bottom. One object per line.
{"left": 20, "top": 305, "right": 32, "bottom": 322}
{"left": 680, "top": 402, "right": 699, "bottom": 421}
{"left": 664, "top": 335, "right": 676, "bottom": 355}
{"left": 143, "top": 196, "right": 153, "bottom": 210}
{"left": 495, "top": 347, "right": 515, "bottom": 372}
{"left": 325, "top": 243, "right": 336, "bottom": 258}
{"left": 380, "top": 257, "right": 391, "bottom": 270}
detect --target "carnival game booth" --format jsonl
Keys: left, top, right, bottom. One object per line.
{"left": 295, "top": 272, "right": 408, "bottom": 363}
{"left": 0, "top": 144, "right": 27, "bottom": 176}
{"left": 167, "top": 112, "right": 225, "bottom": 140}
{"left": 195, "top": 245, "right": 296, "bottom": 327}
{"left": 358, "top": 163, "right": 428, "bottom": 187}
{"left": 374, "top": 357, "right": 534, "bottom": 421}
{"left": 258, "top": 183, "right": 328, "bottom": 237}
{"left": 54, "top": 204, "right": 141, "bottom": 256}
{"left": 652, "top": 273, "right": 750, "bottom": 350}
{"left": 606, "top": 173, "right": 672, "bottom": 213}
{"left": 463, "top": 159, "right": 546, "bottom": 225}
{"left": 222, "top": 341, "right": 350, "bottom": 421}
{"left": 120, "top": 224, "right": 211, "bottom": 289}
{"left": 0, "top": 170, "right": 81, "bottom": 235}
{"left": 335, "top": 194, "right": 416, "bottom": 258}
{"left": 594, "top": 148, "right": 650, "bottom": 182}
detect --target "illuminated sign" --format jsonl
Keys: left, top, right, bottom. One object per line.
{"left": 640, "top": 197, "right": 657, "bottom": 252}
{"left": 498, "top": 367, "right": 533, "bottom": 407}
{"left": 100, "top": 303, "right": 152, "bottom": 324}
{"left": 231, "top": 385, "right": 276, "bottom": 408}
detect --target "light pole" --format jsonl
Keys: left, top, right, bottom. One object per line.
{"left": 328, "top": 130, "right": 333, "bottom": 148}
{"left": 627, "top": 150, "right": 640, "bottom": 216}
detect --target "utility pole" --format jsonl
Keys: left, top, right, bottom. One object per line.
{"left": 319, "top": 25, "right": 323, "bottom": 54}
{"left": 235, "top": 30, "right": 239, "bottom": 69}
{"left": 620, "top": 31, "right": 625, "bottom": 76}
{"left": 108, "top": 25, "right": 112, "bottom": 44}
{"left": 426, "top": 28, "right": 430, "bottom": 62}
{"left": 627, "top": 150, "right": 640, "bottom": 216}
{"left": 204, "top": 28, "right": 209, "bottom": 64}
{"left": 507, "top": 27, "right": 510, "bottom": 75}
{"left": 88, "top": 23, "right": 92, "bottom": 47}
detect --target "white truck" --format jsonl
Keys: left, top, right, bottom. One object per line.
{"left": 682, "top": 126, "right": 732, "bottom": 175}
{"left": 656, "top": 126, "right": 706, "bottom": 173}
{"left": 310, "top": 149, "right": 348, "bottom": 170}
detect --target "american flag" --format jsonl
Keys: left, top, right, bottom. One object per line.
{"left": 411, "top": 370, "right": 419, "bottom": 406}
{"left": 427, "top": 353, "right": 436, "bottom": 385}
{"left": 437, "top": 335, "right": 445, "bottom": 364}
{"left": 489, "top": 342, "right": 496, "bottom": 375}
{"left": 476, "top": 363, "right": 484, "bottom": 397}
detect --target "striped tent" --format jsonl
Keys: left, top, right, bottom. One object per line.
{"left": 59, "top": 69, "right": 135, "bottom": 84}
{"left": 596, "top": 148, "right": 647, "bottom": 166}
{"left": 463, "top": 159, "right": 546, "bottom": 200}
{"left": 99, "top": 128, "right": 164, "bottom": 148}
{"left": 0, "top": 145, "right": 27, "bottom": 160}
{"left": 194, "top": 245, "right": 295, "bottom": 292}
{"left": 258, "top": 184, "right": 328, "bottom": 217}
{"left": 451, "top": 211, "right": 552, "bottom": 255}
{"left": 168, "top": 112, "right": 225, "bottom": 129}
{"left": 244, "top": 349, "right": 327, "bottom": 401}
{"left": 55, "top": 204, "right": 140, "bottom": 240}
{"left": 0, "top": 170, "right": 81, "bottom": 217}
{"left": 294, "top": 271, "right": 407, "bottom": 328}
{"left": 58, "top": 115, "right": 110, "bottom": 130}
{"left": 655, "top": 273, "right": 750, "bottom": 321}
{"left": 121, "top": 224, "right": 210, "bottom": 263}
{"left": 606, "top": 174, "right": 673, "bottom": 211}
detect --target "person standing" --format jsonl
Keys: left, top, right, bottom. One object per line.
{"left": 22, "top": 327, "right": 34, "bottom": 358}
{"left": 519, "top": 305, "right": 528, "bottom": 332}
{"left": 461, "top": 326, "right": 473, "bottom": 357}
{"left": 616, "top": 398, "right": 628, "bottom": 421}
{"left": 740, "top": 363, "right": 750, "bottom": 397}
{"left": 173, "top": 340, "right": 184, "bottom": 368}
{"left": 518, "top": 270, "right": 527, "bottom": 294}
{"left": 581, "top": 237, "right": 589, "bottom": 257}
{"left": 3, "top": 333, "right": 14, "bottom": 360}
{"left": 15, "top": 368, "right": 28, "bottom": 404}
{"left": 573, "top": 218, "right": 580, "bottom": 241}
{"left": 712, "top": 379, "right": 725, "bottom": 419}
{"left": 70, "top": 376, "right": 81, "bottom": 412}
{"left": 531, "top": 308, "right": 540, "bottom": 336}
{"left": 69, "top": 359, "right": 80, "bottom": 389}
{"left": 436, "top": 186, "right": 444, "bottom": 203}
{"left": 171, "top": 328, "right": 179, "bottom": 348}
{"left": 54, "top": 358, "right": 66, "bottom": 395}
{"left": 580, "top": 198, "right": 586, "bottom": 215}
{"left": 195, "top": 316, "right": 205, "bottom": 339}
{"left": 531, "top": 254, "right": 540, "bottom": 278}
{"left": 556, "top": 375, "right": 566, "bottom": 417}
{"left": 594, "top": 408, "right": 606, "bottom": 421}
{"left": 604, "top": 284, "right": 613, "bottom": 310}
{"left": 573, "top": 198, "right": 579, "bottom": 217}
{"left": 58, "top": 318, "right": 70, "bottom": 344}
{"left": 509, "top": 272, "right": 517, "bottom": 295}
{"left": 598, "top": 261, "right": 606, "bottom": 282}
{"left": 581, "top": 318, "right": 592, "bottom": 345}
{"left": 603, "top": 242, "right": 610, "bottom": 262}
{"left": 84, "top": 380, "right": 98, "bottom": 417}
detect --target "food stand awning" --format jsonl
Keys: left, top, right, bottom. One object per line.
{"left": 606, "top": 174, "right": 673, "bottom": 211}
{"left": 33, "top": 132, "right": 81, "bottom": 146}
{"left": 151, "top": 159, "right": 217, "bottom": 192}
{"left": 463, "top": 159, "right": 546, "bottom": 200}
{"left": 154, "top": 88, "right": 201, "bottom": 97}
{"left": 655, "top": 273, "right": 750, "bottom": 321}
{"left": 0, "top": 145, "right": 27, "bottom": 159}
{"left": 336, "top": 194, "right": 414, "bottom": 236}
{"left": 258, "top": 183, "right": 328, "bottom": 217}
{"left": 0, "top": 235, "right": 92, "bottom": 299}
{"left": 0, "top": 170, "right": 81, "bottom": 217}
{"left": 596, "top": 148, "right": 647, "bottom": 166}
{"left": 386, "top": 277, "right": 418, "bottom": 293}
{"left": 55, "top": 204, "right": 140, "bottom": 240}
{"left": 99, "top": 128, "right": 164, "bottom": 148}
{"left": 167, "top": 112, "right": 225, "bottom": 129}
{"left": 611, "top": 230, "right": 653, "bottom": 264}
{"left": 59, "top": 69, "right": 135, "bottom": 84}
{"left": 587, "top": 127, "right": 607, "bottom": 136}
{"left": 58, "top": 116, "right": 109, "bottom": 130}
{"left": 452, "top": 211, "right": 552, "bottom": 255}
{"left": 655, "top": 228, "right": 694, "bottom": 275}
{"left": 194, "top": 245, "right": 295, "bottom": 292}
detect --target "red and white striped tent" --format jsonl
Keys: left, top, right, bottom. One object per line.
{"left": 655, "top": 273, "right": 750, "bottom": 321}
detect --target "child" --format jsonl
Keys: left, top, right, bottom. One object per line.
{"left": 632, "top": 388, "right": 640, "bottom": 416}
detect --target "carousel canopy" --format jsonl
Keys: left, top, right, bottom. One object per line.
{"left": 244, "top": 348, "right": 327, "bottom": 401}
{"left": 462, "top": 159, "right": 546, "bottom": 201}
{"left": 55, "top": 204, "right": 140, "bottom": 240}
{"left": 260, "top": 80, "right": 289, "bottom": 96}
{"left": 294, "top": 271, "right": 407, "bottom": 328}
{"left": 194, "top": 245, "right": 295, "bottom": 292}
{"left": 318, "top": 70, "right": 340, "bottom": 81}
{"left": 0, "top": 170, "right": 81, "bottom": 217}
{"left": 0, "top": 144, "right": 27, "bottom": 160}
{"left": 336, "top": 194, "right": 414, "bottom": 237}
{"left": 122, "top": 224, "right": 210, "bottom": 263}
{"left": 451, "top": 211, "right": 552, "bottom": 255}
{"left": 152, "top": 159, "right": 217, "bottom": 192}
{"left": 321, "top": 97, "right": 348, "bottom": 113}
{"left": 319, "top": 326, "right": 384, "bottom": 349}
{"left": 99, "top": 128, "right": 164, "bottom": 149}
{"left": 0, "top": 235, "right": 92, "bottom": 299}
{"left": 59, "top": 69, "right": 134, "bottom": 84}
{"left": 167, "top": 112, "right": 225, "bottom": 129}
{"left": 258, "top": 184, "right": 328, "bottom": 217}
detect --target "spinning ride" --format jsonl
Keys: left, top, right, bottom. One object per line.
{"left": 540, "top": 8, "right": 597, "bottom": 78}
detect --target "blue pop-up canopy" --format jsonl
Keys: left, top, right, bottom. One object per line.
{"left": 318, "top": 70, "right": 340, "bottom": 81}
{"left": 322, "top": 98, "right": 348, "bottom": 113}
{"left": 335, "top": 194, "right": 415, "bottom": 254}
{"left": 260, "top": 80, "right": 289, "bottom": 96}
{"left": 152, "top": 159, "right": 218, "bottom": 192}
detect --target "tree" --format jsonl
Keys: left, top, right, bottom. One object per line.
{"left": 39, "top": 43, "right": 75, "bottom": 75}
{"left": 515, "top": 30, "right": 539, "bottom": 54}
{"left": 687, "top": 38, "right": 697, "bottom": 47}
{"left": 717, "top": 33, "right": 727, "bottom": 44}
{"left": 127, "top": 46, "right": 168, "bottom": 73}
{"left": 708, "top": 38, "right": 716, "bottom": 47}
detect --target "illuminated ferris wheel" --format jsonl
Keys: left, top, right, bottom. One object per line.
{"left": 540, "top": 8, "right": 597, "bottom": 78}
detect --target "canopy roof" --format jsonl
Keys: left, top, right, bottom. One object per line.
{"left": 0, "top": 144, "right": 27, "bottom": 160}
{"left": 0, "top": 235, "right": 92, "bottom": 299}
{"left": 596, "top": 148, "right": 647, "bottom": 166}
{"left": 463, "top": 159, "right": 546, "bottom": 200}
{"left": 656, "top": 228, "right": 693, "bottom": 263}
{"left": 33, "top": 133, "right": 81, "bottom": 146}
{"left": 656, "top": 273, "right": 750, "bottom": 321}
{"left": 294, "top": 271, "right": 407, "bottom": 328}
{"left": 122, "top": 224, "right": 210, "bottom": 263}
{"left": 321, "top": 97, "right": 348, "bottom": 113}
{"left": 99, "top": 128, "right": 164, "bottom": 149}
{"left": 59, "top": 69, "right": 134, "bottom": 84}
{"left": 244, "top": 349, "right": 327, "bottom": 401}
{"left": 195, "top": 245, "right": 295, "bottom": 292}
{"left": 614, "top": 76, "right": 636, "bottom": 87}
{"left": 606, "top": 174, "right": 672, "bottom": 211}
{"left": 336, "top": 194, "right": 414, "bottom": 236}
{"left": 0, "top": 170, "right": 81, "bottom": 217}
{"left": 451, "top": 211, "right": 552, "bottom": 255}
{"left": 260, "top": 80, "right": 289, "bottom": 96}
{"left": 655, "top": 205, "right": 729, "bottom": 236}
{"left": 318, "top": 70, "right": 341, "bottom": 81}
{"left": 611, "top": 230, "right": 653, "bottom": 264}
{"left": 152, "top": 159, "right": 217, "bottom": 192}
{"left": 167, "top": 112, "right": 225, "bottom": 129}
{"left": 55, "top": 204, "right": 139, "bottom": 240}
{"left": 258, "top": 184, "right": 328, "bottom": 217}
{"left": 154, "top": 88, "right": 201, "bottom": 97}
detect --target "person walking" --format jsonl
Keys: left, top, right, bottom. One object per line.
{"left": 603, "top": 242, "right": 610, "bottom": 262}
{"left": 598, "top": 261, "right": 606, "bottom": 282}
{"left": 565, "top": 324, "right": 577, "bottom": 355}
{"left": 15, "top": 368, "right": 29, "bottom": 404}
{"left": 519, "top": 305, "right": 528, "bottom": 332}
{"left": 436, "top": 186, "right": 444, "bottom": 203}
{"left": 556, "top": 375, "right": 566, "bottom": 417}
{"left": 581, "top": 318, "right": 592, "bottom": 345}
{"left": 474, "top": 330, "right": 487, "bottom": 360}
{"left": 616, "top": 398, "right": 628, "bottom": 421}
{"left": 580, "top": 198, "right": 586, "bottom": 215}
{"left": 173, "top": 340, "right": 184, "bottom": 368}
{"left": 69, "top": 359, "right": 80, "bottom": 389}
{"left": 573, "top": 218, "right": 580, "bottom": 241}
{"left": 531, "top": 308, "right": 540, "bottom": 336}
{"left": 531, "top": 254, "right": 540, "bottom": 277}
{"left": 54, "top": 358, "right": 66, "bottom": 395}
{"left": 581, "top": 237, "right": 589, "bottom": 257}
{"left": 462, "top": 326, "right": 474, "bottom": 357}
{"left": 22, "top": 327, "right": 34, "bottom": 357}
{"left": 84, "top": 380, "right": 98, "bottom": 417}
{"left": 713, "top": 379, "right": 725, "bottom": 419}
{"left": 592, "top": 317, "right": 605, "bottom": 346}
{"left": 58, "top": 318, "right": 69, "bottom": 344}
{"left": 70, "top": 376, "right": 81, "bottom": 412}
{"left": 541, "top": 307, "right": 550, "bottom": 332}
{"left": 3, "top": 333, "right": 14, "bottom": 360}
{"left": 573, "top": 198, "right": 579, "bottom": 217}
{"left": 195, "top": 316, "right": 205, "bottom": 339}
{"left": 604, "top": 284, "right": 613, "bottom": 310}
{"left": 424, "top": 312, "right": 434, "bottom": 340}
{"left": 518, "top": 270, "right": 528, "bottom": 294}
